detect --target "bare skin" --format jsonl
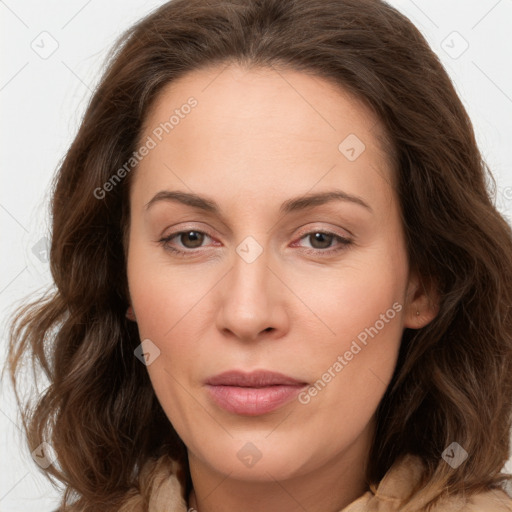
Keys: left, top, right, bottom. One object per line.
{"left": 126, "top": 63, "right": 437, "bottom": 512}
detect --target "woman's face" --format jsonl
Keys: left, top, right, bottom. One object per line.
{"left": 127, "top": 64, "right": 431, "bottom": 482}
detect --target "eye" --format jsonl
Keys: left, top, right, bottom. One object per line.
{"left": 292, "top": 230, "right": 353, "bottom": 256}
{"left": 159, "top": 230, "right": 215, "bottom": 256}
{"left": 174, "top": 230, "right": 208, "bottom": 249}
{"left": 158, "top": 228, "right": 353, "bottom": 257}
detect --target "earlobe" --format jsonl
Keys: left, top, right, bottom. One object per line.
{"left": 126, "top": 305, "right": 137, "bottom": 322}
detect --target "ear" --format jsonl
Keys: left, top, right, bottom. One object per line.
{"left": 126, "top": 305, "right": 137, "bottom": 322}
{"left": 403, "top": 268, "right": 439, "bottom": 329}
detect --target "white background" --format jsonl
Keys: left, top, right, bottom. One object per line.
{"left": 1, "top": 1, "right": 512, "bottom": 510}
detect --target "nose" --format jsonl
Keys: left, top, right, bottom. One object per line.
{"left": 215, "top": 242, "right": 289, "bottom": 342}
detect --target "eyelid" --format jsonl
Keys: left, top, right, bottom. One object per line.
{"left": 160, "top": 221, "right": 353, "bottom": 241}
{"left": 159, "top": 223, "right": 217, "bottom": 242}
{"left": 293, "top": 223, "right": 353, "bottom": 241}
{"left": 158, "top": 223, "right": 354, "bottom": 258}
{"left": 159, "top": 227, "right": 217, "bottom": 249}
{"left": 289, "top": 229, "right": 353, "bottom": 255}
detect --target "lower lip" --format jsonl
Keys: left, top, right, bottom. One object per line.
{"left": 205, "top": 384, "right": 306, "bottom": 415}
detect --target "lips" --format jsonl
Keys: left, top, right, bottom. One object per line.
{"left": 205, "top": 370, "right": 308, "bottom": 416}
{"left": 205, "top": 370, "right": 305, "bottom": 387}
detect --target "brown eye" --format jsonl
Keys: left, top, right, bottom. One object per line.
{"left": 158, "top": 228, "right": 217, "bottom": 257}
{"left": 293, "top": 230, "right": 352, "bottom": 256}
{"left": 179, "top": 231, "right": 205, "bottom": 248}
{"left": 308, "top": 232, "right": 334, "bottom": 249}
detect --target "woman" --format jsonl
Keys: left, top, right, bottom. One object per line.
{"left": 7, "top": 0, "right": 512, "bottom": 510}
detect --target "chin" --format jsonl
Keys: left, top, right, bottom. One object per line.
{"left": 188, "top": 434, "right": 317, "bottom": 482}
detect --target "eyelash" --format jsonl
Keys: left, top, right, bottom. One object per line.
{"left": 158, "top": 228, "right": 353, "bottom": 258}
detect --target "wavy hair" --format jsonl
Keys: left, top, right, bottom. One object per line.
{"left": 6, "top": 0, "right": 512, "bottom": 510}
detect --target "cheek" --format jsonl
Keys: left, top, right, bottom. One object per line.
{"left": 127, "top": 252, "right": 204, "bottom": 431}
{"left": 127, "top": 234, "right": 209, "bottom": 340}
{"left": 294, "top": 248, "right": 407, "bottom": 348}
{"left": 291, "top": 243, "right": 407, "bottom": 410}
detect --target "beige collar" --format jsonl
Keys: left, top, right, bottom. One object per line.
{"left": 117, "top": 453, "right": 512, "bottom": 512}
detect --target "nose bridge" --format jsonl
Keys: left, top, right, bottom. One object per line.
{"left": 216, "top": 233, "right": 283, "bottom": 339}
{"left": 230, "top": 234, "right": 271, "bottom": 305}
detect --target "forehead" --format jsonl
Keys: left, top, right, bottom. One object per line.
{"left": 131, "top": 63, "right": 395, "bottom": 211}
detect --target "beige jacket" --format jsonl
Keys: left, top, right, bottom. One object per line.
{"left": 117, "top": 453, "right": 512, "bottom": 512}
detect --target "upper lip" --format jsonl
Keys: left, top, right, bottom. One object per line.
{"left": 205, "top": 370, "right": 306, "bottom": 387}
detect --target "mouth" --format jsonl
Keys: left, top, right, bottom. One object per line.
{"left": 204, "top": 370, "right": 308, "bottom": 416}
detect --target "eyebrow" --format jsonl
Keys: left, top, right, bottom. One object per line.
{"left": 145, "top": 189, "right": 373, "bottom": 214}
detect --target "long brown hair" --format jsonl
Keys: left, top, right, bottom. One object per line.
{"left": 6, "top": 0, "right": 512, "bottom": 510}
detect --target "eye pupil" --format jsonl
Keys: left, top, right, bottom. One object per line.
{"left": 182, "top": 231, "right": 204, "bottom": 248}
{"left": 310, "top": 232, "right": 332, "bottom": 249}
